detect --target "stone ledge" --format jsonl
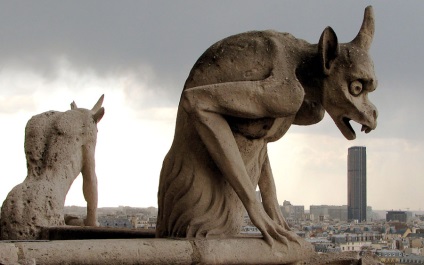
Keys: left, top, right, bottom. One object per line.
{"left": 0, "top": 242, "right": 19, "bottom": 264}
{"left": 0, "top": 237, "right": 314, "bottom": 265}
{"left": 40, "top": 226, "right": 156, "bottom": 240}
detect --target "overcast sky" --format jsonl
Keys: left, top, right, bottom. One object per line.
{"left": 0, "top": 1, "right": 423, "bottom": 211}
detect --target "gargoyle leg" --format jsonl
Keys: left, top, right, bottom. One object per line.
{"left": 81, "top": 145, "right": 99, "bottom": 227}
{"left": 181, "top": 78, "right": 304, "bottom": 246}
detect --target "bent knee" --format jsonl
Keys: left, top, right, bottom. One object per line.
{"left": 181, "top": 90, "right": 196, "bottom": 114}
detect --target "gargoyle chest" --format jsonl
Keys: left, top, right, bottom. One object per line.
{"left": 226, "top": 115, "right": 294, "bottom": 141}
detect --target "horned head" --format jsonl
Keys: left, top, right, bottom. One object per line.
{"left": 318, "top": 6, "right": 378, "bottom": 140}
{"left": 70, "top": 94, "right": 105, "bottom": 124}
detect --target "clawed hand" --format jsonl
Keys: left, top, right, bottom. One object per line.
{"left": 249, "top": 202, "right": 301, "bottom": 247}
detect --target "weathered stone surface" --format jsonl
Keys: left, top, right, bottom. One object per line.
{"left": 12, "top": 239, "right": 193, "bottom": 265}
{"left": 0, "top": 238, "right": 385, "bottom": 265}
{"left": 192, "top": 237, "right": 314, "bottom": 264}
{"left": 1, "top": 95, "right": 105, "bottom": 240}
{"left": 157, "top": 6, "right": 378, "bottom": 262}
{"left": 40, "top": 226, "right": 156, "bottom": 240}
{"left": 0, "top": 238, "right": 314, "bottom": 265}
{"left": 0, "top": 242, "right": 19, "bottom": 264}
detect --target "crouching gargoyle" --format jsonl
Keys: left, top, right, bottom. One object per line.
{"left": 1, "top": 95, "right": 104, "bottom": 240}
{"left": 157, "top": 6, "right": 378, "bottom": 247}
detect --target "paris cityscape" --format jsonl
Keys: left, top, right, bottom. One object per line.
{"left": 61, "top": 146, "right": 424, "bottom": 264}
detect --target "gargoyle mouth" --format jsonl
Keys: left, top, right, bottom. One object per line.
{"left": 341, "top": 117, "right": 373, "bottom": 140}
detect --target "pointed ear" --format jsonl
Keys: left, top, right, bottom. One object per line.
{"left": 93, "top": 107, "right": 105, "bottom": 123}
{"left": 92, "top": 94, "right": 104, "bottom": 112}
{"left": 70, "top": 101, "right": 78, "bottom": 110}
{"left": 318, "top": 27, "right": 339, "bottom": 75}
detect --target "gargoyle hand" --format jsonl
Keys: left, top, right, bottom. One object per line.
{"left": 246, "top": 200, "right": 299, "bottom": 247}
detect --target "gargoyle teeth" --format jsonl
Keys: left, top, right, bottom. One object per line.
{"left": 361, "top": 125, "right": 372, "bottom": 133}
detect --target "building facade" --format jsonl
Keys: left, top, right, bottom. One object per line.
{"left": 386, "top": 211, "right": 408, "bottom": 223}
{"left": 347, "top": 146, "right": 367, "bottom": 222}
{"left": 280, "top": 200, "right": 305, "bottom": 223}
{"left": 328, "top": 206, "right": 348, "bottom": 222}
{"left": 310, "top": 205, "right": 348, "bottom": 222}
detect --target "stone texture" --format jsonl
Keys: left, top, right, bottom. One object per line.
{"left": 8, "top": 239, "right": 194, "bottom": 265}
{"left": 0, "top": 238, "right": 313, "bottom": 265}
{"left": 40, "top": 226, "right": 156, "bottom": 240}
{"left": 0, "top": 238, "right": 384, "bottom": 265}
{"left": 1, "top": 95, "right": 105, "bottom": 240}
{"left": 157, "top": 6, "right": 378, "bottom": 261}
{"left": 192, "top": 237, "right": 314, "bottom": 264}
{"left": 0, "top": 242, "right": 19, "bottom": 265}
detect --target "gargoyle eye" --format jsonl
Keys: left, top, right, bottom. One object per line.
{"left": 349, "top": 80, "right": 363, "bottom": 96}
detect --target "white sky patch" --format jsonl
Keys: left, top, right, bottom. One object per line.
{"left": 0, "top": 112, "right": 28, "bottom": 201}
{"left": 0, "top": 95, "right": 36, "bottom": 114}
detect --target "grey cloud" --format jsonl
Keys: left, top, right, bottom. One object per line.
{"left": 0, "top": 2, "right": 385, "bottom": 94}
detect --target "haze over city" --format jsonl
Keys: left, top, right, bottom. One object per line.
{"left": 0, "top": 1, "right": 423, "bottom": 211}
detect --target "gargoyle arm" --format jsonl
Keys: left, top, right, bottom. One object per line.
{"left": 182, "top": 74, "right": 304, "bottom": 119}
{"left": 181, "top": 76, "right": 304, "bottom": 246}
{"left": 258, "top": 155, "right": 290, "bottom": 230}
{"left": 258, "top": 155, "right": 301, "bottom": 245}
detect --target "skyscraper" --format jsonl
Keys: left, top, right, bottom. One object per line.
{"left": 347, "top": 146, "right": 367, "bottom": 222}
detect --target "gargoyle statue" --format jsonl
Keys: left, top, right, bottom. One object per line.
{"left": 157, "top": 6, "right": 378, "bottom": 246}
{"left": 1, "top": 95, "right": 105, "bottom": 240}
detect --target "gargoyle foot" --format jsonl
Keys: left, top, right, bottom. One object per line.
{"left": 83, "top": 218, "right": 100, "bottom": 227}
{"left": 261, "top": 224, "right": 303, "bottom": 249}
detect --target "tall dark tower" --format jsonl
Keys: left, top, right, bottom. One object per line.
{"left": 347, "top": 146, "right": 367, "bottom": 222}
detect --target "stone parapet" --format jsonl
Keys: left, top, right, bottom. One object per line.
{"left": 0, "top": 237, "right": 315, "bottom": 265}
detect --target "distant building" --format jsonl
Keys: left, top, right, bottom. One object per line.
{"left": 386, "top": 211, "right": 408, "bottom": 223}
{"left": 399, "top": 255, "right": 424, "bottom": 264}
{"left": 255, "top": 190, "right": 262, "bottom": 202}
{"left": 415, "top": 214, "right": 424, "bottom": 222}
{"left": 347, "top": 146, "right": 367, "bottom": 222}
{"left": 293, "top": 205, "right": 305, "bottom": 220}
{"left": 280, "top": 200, "right": 304, "bottom": 222}
{"left": 99, "top": 215, "right": 133, "bottom": 228}
{"left": 310, "top": 205, "right": 330, "bottom": 219}
{"left": 375, "top": 249, "right": 404, "bottom": 264}
{"left": 310, "top": 205, "right": 347, "bottom": 221}
{"left": 303, "top": 213, "right": 314, "bottom": 221}
{"left": 328, "top": 206, "right": 348, "bottom": 222}
{"left": 366, "top": 206, "right": 373, "bottom": 222}
{"left": 339, "top": 241, "right": 371, "bottom": 252}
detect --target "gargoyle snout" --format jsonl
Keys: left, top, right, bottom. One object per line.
{"left": 369, "top": 104, "right": 378, "bottom": 129}
{"left": 372, "top": 109, "right": 378, "bottom": 124}
{"left": 362, "top": 104, "right": 378, "bottom": 133}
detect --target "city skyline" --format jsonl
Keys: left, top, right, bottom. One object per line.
{"left": 1, "top": 1, "right": 424, "bottom": 210}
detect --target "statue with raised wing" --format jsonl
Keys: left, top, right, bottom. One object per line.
{"left": 157, "top": 6, "right": 378, "bottom": 247}
{"left": 1, "top": 95, "right": 104, "bottom": 240}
